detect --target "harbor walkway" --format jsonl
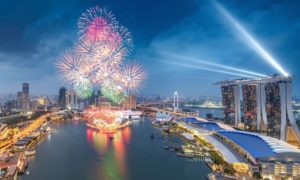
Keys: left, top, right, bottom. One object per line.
{"left": 179, "top": 123, "right": 246, "bottom": 163}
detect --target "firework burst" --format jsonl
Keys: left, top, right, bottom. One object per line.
{"left": 56, "top": 6, "right": 146, "bottom": 102}
{"left": 74, "top": 77, "right": 93, "bottom": 99}
{"left": 120, "top": 61, "right": 146, "bottom": 92}
{"left": 78, "top": 6, "right": 117, "bottom": 41}
{"left": 56, "top": 49, "right": 84, "bottom": 84}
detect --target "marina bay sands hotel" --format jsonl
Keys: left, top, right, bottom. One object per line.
{"left": 216, "top": 75, "right": 300, "bottom": 146}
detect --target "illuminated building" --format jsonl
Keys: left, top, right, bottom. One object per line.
{"left": 242, "top": 85, "right": 258, "bottom": 131}
{"left": 30, "top": 97, "right": 47, "bottom": 111}
{"left": 221, "top": 85, "right": 240, "bottom": 126}
{"left": 67, "top": 90, "right": 79, "bottom": 110}
{"left": 22, "top": 83, "right": 29, "bottom": 112}
{"left": 265, "top": 83, "right": 281, "bottom": 139}
{"left": 0, "top": 124, "right": 9, "bottom": 140}
{"left": 217, "top": 130, "right": 300, "bottom": 179}
{"left": 37, "top": 97, "right": 46, "bottom": 106}
{"left": 216, "top": 76, "right": 300, "bottom": 145}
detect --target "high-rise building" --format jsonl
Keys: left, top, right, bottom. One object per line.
{"left": 265, "top": 83, "right": 281, "bottom": 139}
{"left": 242, "top": 85, "right": 258, "bottom": 131}
{"left": 16, "top": 91, "right": 22, "bottom": 110}
{"left": 22, "top": 83, "right": 30, "bottom": 111}
{"left": 216, "top": 76, "right": 300, "bottom": 146}
{"left": 122, "top": 95, "right": 137, "bottom": 110}
{"left": 67, "top": 90, "right": 79, "bottom": 109}
{"left": 58, "top": 87, "right": 67, "bottom": 110}
{"left": 221, "top": 85, "right": 239, "bottom": 126}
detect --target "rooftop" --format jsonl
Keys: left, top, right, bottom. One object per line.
{"left": 182, "top": 118, "right": 234, "bottom": 131}
{"left": 218, "top": 130, "right": 300, "bottom": 162}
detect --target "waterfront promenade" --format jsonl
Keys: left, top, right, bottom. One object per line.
{"left": 179, "top": 123, "right": 246, "bottom": 163}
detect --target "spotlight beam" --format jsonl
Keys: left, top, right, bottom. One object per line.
{"left": 164, "top": 60, "right": 258, "bottom": 79}
{"left": 213, "top": 0, "right": 289, "bottom": 77}
{"left": 160, "top": 51, "right": 268, "bottom": 78}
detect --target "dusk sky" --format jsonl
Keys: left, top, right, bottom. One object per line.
{"left": 0, "top": 0, "right": 299, "bottom": 97}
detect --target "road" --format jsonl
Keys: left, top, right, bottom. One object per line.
{"left": 137, "top": 104, "right": 208, "bottom": 122}
{"left": 0, "top": 114, "right": 49, "bottom": 151}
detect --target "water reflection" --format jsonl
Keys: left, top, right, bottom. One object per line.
{"left": 86, "top": 127, "right": 131, "bottom": 180}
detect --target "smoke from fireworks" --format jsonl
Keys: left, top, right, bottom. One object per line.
{"left": 56, "top": 6, "right": 146, "bottom": 104}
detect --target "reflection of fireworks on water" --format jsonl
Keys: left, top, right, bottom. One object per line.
{"left": 56, "top": 6, "right": 145, "bottom": 103}
{"left": 86, "top": 127, "right": 131, "bottom": 179}
{"left": 84, "top": 107, "right": 129, "bottom": 132}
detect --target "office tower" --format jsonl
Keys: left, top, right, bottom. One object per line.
{"left": 16, "top": 91, "right": 23, "bottom": 109}
{"left": 58, "top": 87, "right": 67, "bottom": 110}
{"left": 22, "top": 83, "right": 30, "bottom": 111}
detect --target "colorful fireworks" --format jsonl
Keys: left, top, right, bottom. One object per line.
{"left": 56, "top": 6, "right": 146, "bottom": 104}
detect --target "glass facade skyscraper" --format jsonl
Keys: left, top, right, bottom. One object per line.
{"left": 221, "top": 85, "right": 236, "bottom": 125}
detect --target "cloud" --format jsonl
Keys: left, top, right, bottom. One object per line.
{"left": 136, "top": 0, "right": 300, "bottom": 96}
{"left": 1, "top": 0, "right": 300, "bottom": 96}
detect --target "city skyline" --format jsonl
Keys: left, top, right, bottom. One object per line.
{"left": 1, "top": 1, "right": 300, "bottom": 179}
{"left": 0, "top": 0, "right": 299, "bottom": 96}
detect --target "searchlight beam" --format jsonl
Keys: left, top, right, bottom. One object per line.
{"left": 164, "top": 61, "right": 258, "bottom": 79}
{"left": 213, "top": 1, "right": 289, "bottom": 76}
{"left": 161, "top": 52, "right": 268, "bottom": 78}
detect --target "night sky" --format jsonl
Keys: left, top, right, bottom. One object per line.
{"left": 0, "top": 0, "right": 299, "bottom": 97}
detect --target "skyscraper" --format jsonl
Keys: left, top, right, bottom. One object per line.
{"left": 68, "top": 90, "right": 79, "bottom": 109}
{"left": 217, "top": 76, "right": 300, "bottom": 146}
{"left": 221, "top": 85, "right": 237, "bottom": 126}
{"left": 58, "top": 87, "right": 67, "bottom": 110}
{"left": 16, "top": 91, "right": 23, "bottom": 110}
{"left": 242, "top": 85, "right": 258, "bottom": 131}
{"left": 22, "top": 83, "right": 30, "bottom": 111}
{"left": 265, "top": 82, "right": 281, "bottom": 139}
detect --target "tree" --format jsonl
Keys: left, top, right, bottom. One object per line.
{"left": 253, "top": 172, "right": 262, "bottom": 179}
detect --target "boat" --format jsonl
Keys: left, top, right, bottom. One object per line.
{"left": 86, "top": 120, "right": 130, "bottom": 133}
{"left": 177, "top": 153, "right": 194, "bottom": 158}
{"left": 164, "top": 145, "right": 169, "bottom": 150}
{"left": 84, "top": 108, "right": 131, "bottom": 133}
{"left": 150, "top": 134, "right": 154, "bottom": 140}
{"left": 25, "top": 170, "right": 30, "bottom": 175}
{"left": 25, "top": 150, "right": 36, "bottom": 156}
